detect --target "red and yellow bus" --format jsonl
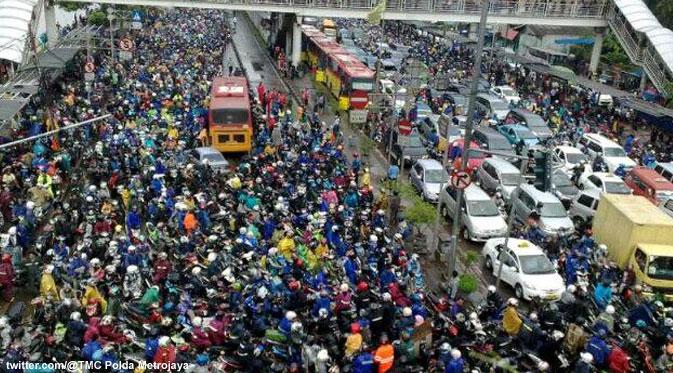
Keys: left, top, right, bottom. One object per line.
{"left": 209, "top": 76, "right": 252, "bottom": 153}
{"left": 300, "top": 25, "right": 375, "bottom": 114}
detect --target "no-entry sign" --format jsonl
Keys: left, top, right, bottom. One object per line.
{"left": 119, "top": 38, "right": 134, "bottom": 51}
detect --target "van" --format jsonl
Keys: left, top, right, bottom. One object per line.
{"left": 654, "top": 162, "right": 673, "bottom": 182}
{"left": 505, "top": 109, "right": 553, "bottom": 139}
{"left": 624, "top": 167, "right": 673, "bottom": 205}
{"left": 578, "top": 133, "right": 636, "bottom": 173}
{"left": 510, "top": 183, "right": 574, "bottom": 235}
{"left": 472, "top": 127, "right": 517, "bottom": 161}
{"left": 439, "top": 184, "right": 507, "bottom": 241}
{"left": 568, "top": 189, "right": 601, "bottom": 228}
{"left": 475, "top": 157, "right": 522, "bottom": 201}
{"left": 475, "top": 93, "right": 510, "bottom": 120}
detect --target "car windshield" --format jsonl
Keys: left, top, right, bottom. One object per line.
{"left": 500, "top": 88, "right": 516, "bottom": 96}
{"left": 656, "top": 190, "right": 673, "bottom": 202}
{"left": 466, "top": 149, "right": 485, "bottom": 158}
{"left": 202, "top": 153, "right": 225, "bottom": 162}
{"left": 566, "top": 152, "right": 587, "bottom": 164}
{"left": 406, "top": 137, "right": 424, "bottom": 147}
{"left": 540, "top": 202, "right": 567, "bottom": 217}
{"left": 515, "top": 129, "right": 537, "bottom": 139}
{"left": 491, "top": 100, "right": 509, "bottom": 110}
{"left": 552, "top": 172, "right": 573, "bottom": 187}
{"left": 604, "top": 181, "right": 631, "bottom": 194}
{"left": 603, "top": 147, "right": 626, "bottom": 157}
{"left": 425, "top": 169, "right": 448, "bottom": 183}
{"left": 519, "top": 254, "right": 556, "bottom": 274}
{"left": 647, "top": 256, "right": 673, "bottom": 280}
{"left": 466, "top": 200, "right": 499, "bottom": 217}
{"left": 501, "top": 173, "right": 522, "bottom": 185}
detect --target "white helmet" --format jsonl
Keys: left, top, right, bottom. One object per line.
{"left": 507, "top": 298, "right": 518, "bottom": 306}
{"left": 598, "top": 244, "right": 607, "bottom": 252}
{"left": 317, "top": 349, "right": 330, "bottom": 361}
{"left": 487, "top": 285, "right": 496, "bottom": 293}
{"left": 126, "top": 265, "right": 138, "bottom": 274}
{"left": 207, "top": 252, "right": 218, "bottom": 262}
{"left": 369, "top": 235, "right": 378, "bottom": 243}
{"left": 158, "top": 336, "right": 171, "bottom": 347}
{"left": 567, "top": 285, "right": 577, "bottom": 293}
{"left": 529, "top": 312, "right": 538, "bottom": 322}
{"left": 340, "top": 283, "right": 349, "bottom": 292}
{"left": 580, "top": 352, "right": 594, "bottom": 364}
{"left": 90, "top": 258, "right": 101, "bottom": 267}
{"left": 127, "top": 245, "right": 136, "bottom": 252}
{"left": 0, "top": 317, "right": 7, "bottom": 328}
{"left": 89, "top": 185, "right": 97, "bottom": 192}
{"left": 451, "top": 349, "right": 462, "bottom": 359}
{"left": 191, "top": 267, "right": 202, "bottom": 275}
{"left": 192, "top": 317, "right": 203, "bottom": 327}
{"left": 286, "top": 311, "right": 297, "bottom": 321}
{"left": 70, "top": 312, "right": 81, "bottom": 321}
{"left": 605, "top": 305, "right": 615, "bottom": 315}
{"left": 382, "top": 292, "right": 392, "bottom": 301}
{"left": 7, "top": 226, "right": 16, "bottom": 235}
{"left": 403, "top": 307, "right": 412, "bottom": 317}
{"left": 257, "top": 286, "right": 269, "bottom": 299}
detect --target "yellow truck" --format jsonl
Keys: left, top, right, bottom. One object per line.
{"left": 593, "top": 194, "right": 673, "bottom": 299}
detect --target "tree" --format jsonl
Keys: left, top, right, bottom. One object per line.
{"left": 654, "top": 0, "right": 673, "bottom": 29}
{"left": 88, "top": 10, "right": 107, "bottom": 26}
{"left": 58, "top": 1, "right": 88, "bottom": 11}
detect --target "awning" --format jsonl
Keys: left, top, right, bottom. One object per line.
{"left": 554, "top": 38, "right": 595, "bottom": 46}
{"left": 503, "top": 29, "right": 519, "bottom": 41}
{"left": 0, "top": 0, "right": 39, "bottom": 64}
{"left": 0, "top": 98, "right": 29, "bottom": 122}
{"left": 35, "top": 47, "right": 81, "bottom": 69}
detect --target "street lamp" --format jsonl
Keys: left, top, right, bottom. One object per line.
{"left": 107, "top": 7, "right": 115, "bottom": 61}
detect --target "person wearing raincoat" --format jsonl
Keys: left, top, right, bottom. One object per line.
{"left": 502, "top": 298, "right": 522, "bottom": 336}
{"left": 40, "top": 265, "right": 59, "bottom": 300}
{"left": 278, "top": 231, "right": 296, "bottom": 259}
{"left": 81, "top": 280, "right": 108, "bottom": 314}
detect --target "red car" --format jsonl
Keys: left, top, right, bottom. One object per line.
{"left": 624, "top": 167, "right": 673, "bottom": 205}
{"left": 449, "top": 139, "right": 486, "bottom": 173}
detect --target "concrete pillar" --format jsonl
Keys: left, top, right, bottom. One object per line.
{"left": 639, "top": 71, "right": 648, "bottom": 92}
{"left": 468, "top": 23, "right": 478, "bottom": 41}
{"left": 291, "top": 15, "right": 302, "bottom": 68}
{"left": 589, "top": 29, "right": 605, "bottom": 75}
{"left": 44, "top": 3, "right": 58, "bottom": 48}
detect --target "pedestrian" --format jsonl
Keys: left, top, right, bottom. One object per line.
{"left": 388, "top": 190, "right": 401, "bottom": 227}
{"left": 447, "top": 270, "right": 459, "bottom": 300}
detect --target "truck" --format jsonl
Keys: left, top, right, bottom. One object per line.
{"left": 593, "top": 194, "right": 673, "bottom": 300}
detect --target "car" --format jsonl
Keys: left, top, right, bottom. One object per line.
{"left": 475, "top": 157, "right": 522, "bottom": 202}
{"left": 409, "top": 158, "right": 449, "bottom": 202}
{"left": 579, "top": 133, "right": 636, "bottom": 173}
{"left": 624, "top": 167, "right": 673, "bottom": 205}
{"left": 475, "top": 93, "right": 510, "bottom": 120}
{"left": 550, "top": 169, "right": 579, "bottom": 208}
{"left": 448, "top": 139, "right": 486, "bottom": 172}
{"left": 578, "top": 172, "right": 632, "bottom": 195}
{"left": 654, "top": 162, "right": 673, "bottom": 183}
{"left": 568, "top": 189, "right": 601, "bottom": 229}
{"left": 551, "top": 145, "right": 588, "bottom": 176}
{"left": 439, "top": 184, "right": 507, "bottom": 241}
{"left": 510, "top": 183, "right": 574, "bottom": 236}
{"left": 661, "top": 198, "right": 673, "bottom": 218}
{"left": 192, "top": 147, "right": 230, "bottom": 171}
{"left": 598, "top": 94, "right": 614, "bottom": 107}
{"left": 417, "top": 114, "right": 441, "bottom": 140}
{"left": 414, "top": 103, "right": 433, "bottom": 122}
{"left": 388, "top": 132, "right": 428, "bottom": 166}
{"left": 481, "top": 238, "right": 565, "bottom": 300}
{"left": 504, "top": 109, "right": 553, "bottom": 140}
{"left": 497, "top": 124, "right": 540, "bottom": 148}
{"left": 490, "top": 85, "right": 520, "bottom": 105}
{"left": 472, "top": 127, "right": 517, "bottom": 162}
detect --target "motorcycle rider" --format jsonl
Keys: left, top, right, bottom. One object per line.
{"left": 123, "top": 265, "right": 144, "bottom": 299}
{"left": 0, "top": 253, "right": 15, "bottom": 301}
{"left": 502, "top": 298, "right": 522, "bottom": 336}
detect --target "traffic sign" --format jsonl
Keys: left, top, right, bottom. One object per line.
{"left": 450, "top": 169, "right": 471, "bottom": 190}
{"left": 398, "top": 119, "right": 412, "bottom": 136}
{"left": 131, "top": 11, "right": 143, "bottom": 30}
{"left": 119, "top": 38, "right": 134, "bottom": 51}
{"left": 84, "top": 62, "right": 95, "bottom": 73}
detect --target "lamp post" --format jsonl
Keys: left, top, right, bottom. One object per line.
{"left": 107, "top": 7, "right": 115, "bottom": 61}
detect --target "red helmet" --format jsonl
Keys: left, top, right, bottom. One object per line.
{"left": 350, "top": 322, "right": 361, "bottom": 334}
{"left": 289, "top": 280, "right": 301, "bottom": 291}
{"left": 46, "top": 335, "right": 56, "bottom": 345}
{"left": 356, "top": 281, "right": 369, "bottom": 292}
{"left": 1, "top": 254, "right": 11, "bottom": 263}
{"left": 295, "top": 259, "right": 304, "bottom": 268}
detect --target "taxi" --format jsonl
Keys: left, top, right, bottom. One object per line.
{"left": 482, "top": 238, "right": 565, "bottom": 301}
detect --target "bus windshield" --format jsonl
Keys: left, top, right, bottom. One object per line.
{"left": 211, "top": 109, "right": 249, "bottom": 125}
{"left": 647, "top": 256, "right": 673, "bottom": 280}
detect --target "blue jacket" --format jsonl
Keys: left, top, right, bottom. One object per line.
{"left": 352, "top": 352, "right": 374, "bottom": 373}
{"left": 82, "top": 340, "right": 102, "bottom": 361}
{"left": 445, "top": 357, "right": 465, "bottom": 373}
{"left": 593, "top": 283, "right": 612, "bottom": 310}
{"left": 586, "top": 336, "right": 610, "bottom": 366}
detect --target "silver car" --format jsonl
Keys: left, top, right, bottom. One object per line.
{"left": 192, "top": 147, "right": 230, "bottom": 171}
{"left": 409, "top": 159, "right": 449, "bottom": 202}
{"left": 475, "top": 158, "right": 522, "bottom": 202}
{"left": 510, "top": 184, "right": 574, "bottom": 236}
{"left": 439, "top": 184, "right": 507, "bottom": 241}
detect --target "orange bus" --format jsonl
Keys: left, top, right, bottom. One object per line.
{"left": 209, "top": 76, "right": 252, "bottom": 153}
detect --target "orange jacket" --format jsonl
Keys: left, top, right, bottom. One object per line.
{"left": 183, "top": 213, "right": 198, "bottom": 231}
{"left": 374, "top": 343, "right": 394, "bottom": 373}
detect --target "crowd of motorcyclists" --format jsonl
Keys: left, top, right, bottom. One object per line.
{"left": 0, "top": 6, "right": 673, "bottom": 373}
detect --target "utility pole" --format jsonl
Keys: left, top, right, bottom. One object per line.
{"left": 107, "top": 7, "right": 115, "bottom": 61}
{"left": 447, "top": 0, "right": 490, "bottom": 276}
{"left": 433, "top": 116, "right": 452, "bottom": 254}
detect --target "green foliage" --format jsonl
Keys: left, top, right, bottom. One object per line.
{"left": 653, "top": 0, "right": 673, "bottom": 29}
{"left": 458, "top": 274, "right": 478, "bottom": 294}
{"left": 58, "top": 1, "right": 87, "bottom": 11}
{"left": 601, "top": 33, "right": 633, "bottom": 69}
{"left": 359, "top": 136, "right": 375, "bottom": 156}
{"left": 404, "top": 198, "right": 437, "bottom": 228}
{"left": 88, "top": 10, "right": 107, "bottom": 26}
{"left": 464, "top": 251, "right": 479, "bottom": 267}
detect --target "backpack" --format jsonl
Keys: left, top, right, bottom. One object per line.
{"left": 608, "top": 345, "right": 631, "bottom": 373}
{"left": 564, "top": 323, "right": 586, "bottom": 353}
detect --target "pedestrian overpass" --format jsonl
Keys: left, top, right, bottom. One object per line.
{"left": 23, "top": 0, "right": 673, "bottom": 93}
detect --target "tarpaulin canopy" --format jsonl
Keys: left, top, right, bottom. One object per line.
{"left": 0, "top": 0, "right": 39, "bottom": 64}
{"left": 554, "top": 38, "right": 595, "bottom": 46}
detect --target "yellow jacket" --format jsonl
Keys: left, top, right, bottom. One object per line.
{"left": 502, "top": 306, "right": 522, "bottom": 336}
{"left": 278, "top": 237, "right": 296, "bottom": 259}
{"left": 40, "top": 274, "right": 59, "bottom": 300}
{"left": 345, "top": 333, "right": 363, "bottom": 357}
{"left": 360, "top": 172, "right": 371, "bottom": 188}
{"left": 81, "top": 285, "right": 108, "bottom": 314}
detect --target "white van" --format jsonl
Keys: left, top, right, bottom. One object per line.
{"left": 579, "top": 133, "right": 636, "bottom": 173}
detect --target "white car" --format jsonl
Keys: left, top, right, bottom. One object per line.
{"left": 490, "top": 85, "right": 520, "bottom": 106}
{"left": 482, "top": 238, "right": 565, "bottom": 300}
{"left": 409, "top": 159, "right": 449, "bottom": 202}
{"left": 192, "top": 147, "right": 230, "bottom": 171}
{"left": 439, "top": 184, "right": 508, "bottom": 241}
{"left": 551, "top": 145, "right": 588, "bottom": 176}
{"left": 578, "top": 172, "right": 632, "bottom": 195}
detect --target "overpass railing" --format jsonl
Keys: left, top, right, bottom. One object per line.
{"left": 215, "top": 0, "right": 608, "bottom": 18}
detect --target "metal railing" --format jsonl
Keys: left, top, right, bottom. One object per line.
{"left": 187, "top": 0, "right": 608, "bottom": 18}
{"left": 607, "top": 14, "right": 641, "bottom": 62}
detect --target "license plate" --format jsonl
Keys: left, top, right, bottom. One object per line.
{"left": 545, "top": 293, "right": 559, "bottom": 300}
